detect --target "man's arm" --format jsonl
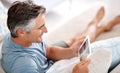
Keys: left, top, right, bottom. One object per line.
{"left": 46, "top": 38, "right": 84, "bottom": 61}
{"left": 46, "top": 45, "right": 76, "bottom": 61}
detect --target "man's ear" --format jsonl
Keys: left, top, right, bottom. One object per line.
{"left": 16, "top": 29, "right": 25, "bottom": 37}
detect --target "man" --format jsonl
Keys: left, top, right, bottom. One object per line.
{"left": 1, "top": 1, "right": 120, "bottom": 73}
{"left": 1, "top": 1, "right": 90, "bottom": 73}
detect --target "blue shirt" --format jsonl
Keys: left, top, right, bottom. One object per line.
{"left": 2, "top": 35, "right": 54, "bottom": 73}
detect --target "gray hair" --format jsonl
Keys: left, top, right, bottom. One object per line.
{"left": 13, "top": 19, "right": 36, "bottom": 36}
{"left": 7, "top": 1, "right": 46, "bottom": 38}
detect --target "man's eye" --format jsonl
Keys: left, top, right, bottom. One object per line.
{"left": 38, "top": 24, "right": 44, "bottom": 29}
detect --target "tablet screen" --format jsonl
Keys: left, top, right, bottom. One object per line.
{"left": 78, "top": 35, "right": 91, "bottom": 60}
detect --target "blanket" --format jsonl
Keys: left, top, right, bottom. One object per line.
{"left": 47, "top": 49, "right": 112, "bottom": 73}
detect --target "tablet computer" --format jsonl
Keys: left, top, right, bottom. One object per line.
{"left": 78, "top": 35, "right": 91, "bottom": 61}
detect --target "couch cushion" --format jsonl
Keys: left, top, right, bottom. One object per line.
{"left": 0, "top": 1, "right": 7, "bottom": 73}
{"left": 0, "top": 42, "right": 5, "bottom": 73}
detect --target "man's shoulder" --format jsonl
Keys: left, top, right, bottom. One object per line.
{"left": 10, "top": 56, "right": 38, "bottom": 73}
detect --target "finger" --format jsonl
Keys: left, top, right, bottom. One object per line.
{"left": 83, "top": 59, "right": 91, "bottom": 66}
{"left": 79, "top": 59, "right": 88, "bottom": 65}
{"left": 78, "top": 40, "right": 84, "bottom": 45}
{"left": 78, "top": 35, "right": 86, "bottom": 40}
{"left": 80, "top": 59, "right": 90, "bottom": 65}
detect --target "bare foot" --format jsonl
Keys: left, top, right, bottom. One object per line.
{"left": 88, "top": 6, "right": 105, "bottom": 26}
{"left": 104, "top": 15, "right": 120, "bottom": 31}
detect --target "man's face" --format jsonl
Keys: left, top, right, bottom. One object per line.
{"left": 24, "top": 14, "right": 47, "bottom": 43}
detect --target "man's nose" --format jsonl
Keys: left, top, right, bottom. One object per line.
{"left": 43, "top": 26, "right": 48, "bottom": 33}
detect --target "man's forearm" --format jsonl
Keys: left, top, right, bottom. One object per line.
{"left": 46, "top": 45, "right": 75, "bottom": 61}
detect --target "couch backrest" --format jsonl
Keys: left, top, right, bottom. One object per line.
{"left": 0, "top": 42, "right": 5, "bottom": 73}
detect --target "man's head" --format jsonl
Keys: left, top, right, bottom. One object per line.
{"left": 7, "top": 1, "right": 47, "bottom": 43}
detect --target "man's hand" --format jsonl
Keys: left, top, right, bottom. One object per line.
{"left": 72, "top": 59, "right": 90, "bottom": 73}
{"left": 70, "top": 38, "right": 85, "bottom": 57}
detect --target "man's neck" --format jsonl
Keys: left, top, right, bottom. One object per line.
{"left": 11, "top": 37, "right": 31, "bottom": 47}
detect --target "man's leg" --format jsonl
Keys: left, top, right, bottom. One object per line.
{"left": 105, "top": 15, "right": 120, "bottom": 31}
{"left": 65, "top": 6, "right": 105, "bottom": 46}
{"left": 65, "top": 8, "right": 120, "bottom": 47}
{"left": 53, "top": 8, "right": 120, "bottom": 48}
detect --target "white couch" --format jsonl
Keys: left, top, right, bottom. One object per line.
{"left": 0, "top": 1, "right": 120, "bottom": 73}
